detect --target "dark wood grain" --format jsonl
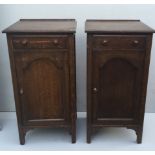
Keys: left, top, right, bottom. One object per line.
{"left": 92, "top": 35, "right": 146, "bottom": 50}
{"left": 2, "top": 19, "right": 76, "bottom": 33}
{"left": 3, "top": 19, "right": 77, "bottom": 144}
{"left": 12, "top": 36, "right": 68, "bottom": 49}
{"left": 85, "top": 20, "right": 155, "bottom": 33}
{"left": 86, "top": 20, "right": 154, "bottom": 143}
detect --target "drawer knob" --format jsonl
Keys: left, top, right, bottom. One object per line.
{"left": 19, "top": 88, "right": 24, "bottom": 95}
{"left": 133, "top": 40, "right": 139, "bottom": 45}
{"left": 53, "top": 39, "right": 59, "bottom": 45}
{"left": 93, "top": 88, "right": 98, "bottom": 92}
{"left": 21, "top": 40, "right": 28, "bottom": 46}
{"left": 102, "top": 40, "right": 108, "bottom": 45}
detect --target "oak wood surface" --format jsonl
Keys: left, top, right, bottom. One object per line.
{"left": 86, "top": 20, "right": 154, "bottom": 144}
{"left": 3, "top": 19, "right": 77, "bottom": 144}
{"left": 3, "top": 19, "right": 76, "bottom": 33}
{"left": 85, "top": 20, "right": 155, "bottom": 33}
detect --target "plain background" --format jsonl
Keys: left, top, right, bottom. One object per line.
{"left": 0, "top": 4, "right": 155, "bottom": 112}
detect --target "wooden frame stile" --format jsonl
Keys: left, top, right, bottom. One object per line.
{"left": 87, "top": 34, "right": 93, "bottom": 143}
{"left": 6, "top": 33, "right": 26, "bottom": 144}
{"left": 68, "top": 33, "right": 77, "bottom": 143}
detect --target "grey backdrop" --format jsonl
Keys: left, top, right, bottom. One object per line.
{"left": 0, "top": 4, "right": 155, "bottom": 112}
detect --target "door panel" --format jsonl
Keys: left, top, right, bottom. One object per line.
{"left": 14, "top": 51, "right": 69, "bottom": 125}
{"left": 92, "top": 50, "right": 145, "bottom": 123}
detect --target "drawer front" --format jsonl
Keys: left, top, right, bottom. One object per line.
{"left": 92, "top": 35, "right": 146, "bottom": 50}
{"left": 12, "top": 36, "right": 68, "bottom": 49}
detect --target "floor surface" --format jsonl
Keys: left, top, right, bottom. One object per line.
{"left": 0, "top": 112, "right": 155, "bottom": 151}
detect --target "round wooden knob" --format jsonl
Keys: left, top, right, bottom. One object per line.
{"left": 21, "top": 40, "right": 28, "bottom": 46}
{"left": 53, "top": 39, "right": 59, "bottom": 45}
{"left": 102, "top": 40, "right": 108, "bottom": 45}
{"left": 133, "top": 40, "right": 139, "bottom": 44}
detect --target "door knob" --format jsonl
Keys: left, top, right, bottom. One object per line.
{"left": 93, "top": 88, "right": 98, "bottom": 92}
{"left": 19, "top": 88, "right": 24, "bottom": 95}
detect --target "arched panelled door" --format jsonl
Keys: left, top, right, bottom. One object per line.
{"left": 91, "top": 50, "right": 145, "bottom": 124}
{"left": 15, "top": 51, "right": 70, "bottom": 125}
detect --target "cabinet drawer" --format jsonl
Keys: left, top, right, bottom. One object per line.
{"left": 92, "top": 35, "right": 146, "bottom": 50}
{"left": 12, "top": 36, "right": 68, "bottom": 49}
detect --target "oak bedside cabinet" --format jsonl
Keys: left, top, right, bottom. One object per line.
{"left": 3, "top": 19, "right": 77, "bottom": 144}
{"left": 85, "top": 20, "right": 154, "bottom": 143}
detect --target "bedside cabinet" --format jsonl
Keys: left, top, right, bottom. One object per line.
{"left": 85, "top": 20, "right": 154, "bottom": 143}
{"left": 3, "top": 19, "right": 77, "bottom": 144}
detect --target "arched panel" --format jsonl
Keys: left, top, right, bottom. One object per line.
{"left": 97, "top": 58, "right": 138, "bottom": 118}
{"left": 99, "top": 57, "right": 138, "bottom": 69}
{"left": 22, "top": 58, "right": 64, "bottom": 120}
{"left": 23, "top": 57, "right": 63, "bottom": 70}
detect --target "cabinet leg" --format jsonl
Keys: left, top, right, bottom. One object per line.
{"left": 135, "top": 127, "right": 143, "bottom": 144}
{"left": 71, "top": 129, "right": 76, "bottom": 143}
{"left": 71, "top": 113, "right": 76, "bottom": 143}
{"left": 19, "top": 127, "right": 26, "bottom": 145}
{"left": 87, "top": 125, "right": 91, "bottom": 143}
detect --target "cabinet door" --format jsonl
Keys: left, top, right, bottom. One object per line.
{"left": 14, "top": 51, "right": 70, "bottom": 126}
{"left": 92, "top": 50, "right": 145, "bottom": 125}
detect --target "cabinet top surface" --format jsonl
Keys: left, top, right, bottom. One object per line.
{"left": 2, "top": 19, "right": 77, "bottom": 33}
{"left": 85, "top": 20, "right": 155, "bottom": 33}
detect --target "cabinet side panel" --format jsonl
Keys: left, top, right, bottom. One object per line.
{"left": 87, "top": 34, "right": 93, "bottom": 124}
{"left": 139, "top": 34, "right": 153, "bottom": 124}
{"left": 6, "top": 34, "right": 23, "bottom": 126}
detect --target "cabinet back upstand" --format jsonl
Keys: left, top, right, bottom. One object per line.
{"left": 3, "top": 19, "right": 77, "bottom": 144}
{"left": 85, "top": 20, "right": 155, "bottom": 143}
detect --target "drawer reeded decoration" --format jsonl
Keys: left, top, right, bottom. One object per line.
{"left": 3, "top": 19, "right": 77, "bottom": 144}
{"left": 85, "top": 20, "right": 154, "bottom": 143}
